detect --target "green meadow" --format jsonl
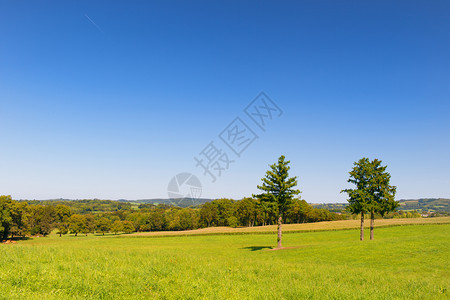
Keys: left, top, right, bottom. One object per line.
{"left": 1, "top": 224, "right": 449, "bottom": 299}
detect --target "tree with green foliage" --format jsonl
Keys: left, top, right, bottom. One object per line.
{"left": 122, "top": 221, "right": 135, "bottom": 233}
{"left": 342, "top": 158, "right": 398, "bottom": 240}
{"left": 8, "top": 201, "right": 29, "bottom": 238}
{"left": 167, "top": 208, "right": 196, "bottom": 231}
{"left": 55, "top": 205, "right": 72, "bottom": 221}
{"left": 285, "top": 199, "right": 311, "bottom": 224}
{"left": 28, "top": 205, "right": 56, "bottom": 236}
{"left": 366, "top": 159, "right": 398, "bottom": 239}
{"left": 227, "top": 216, "right": 239, "bottom": 228}
{"left": 69, "top": 214, "right": 87, "bottom": 236}
{"left": 200, "top": 202, "right": 218, "bottom": 227}
{"left": 148, "top": 210, "right": 165, "bottom": 231}
{"left": 126, "top": 213, "right": 146, "bottom": 232}
{"left": 83, "top": 214, "right": 96, "bottom": 236}
{"left": 256, "top": 200, "right": 277, "bottom": 226}
{"left": 214, "top": 198, "right": 236, "bottom": 226}
{"left": 236, "top": 198, "right": 257, "bottom": 227}
{"left": 96, "top": 217, "right": 111, "bottom": 235}
{"left": 56, "top": 222, "right": 69, "bottom": 237}
{"left": 254, "top": 155, "right": 300, "bottom": 248}
{"left": 111, "top": 220, "right": 124, "bottom": 234}
{"left": 0, "top": 195, "right": 13, "bottom": 240}
{"left": 55, "top": 205, "right": 71, "bottom": 237}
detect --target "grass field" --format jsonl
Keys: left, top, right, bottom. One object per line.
{"left": 1, "top": 220, "right": 449, "bottom": 299}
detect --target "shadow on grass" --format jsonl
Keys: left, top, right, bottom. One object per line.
{"left": 2, "top": 236, "right": 33, "bottom": 244}
{"left": 11, "top": 236, "right": 32, "bottom": 241}
{"left": 240, "top": 246, "right": 273, "bottom": 251}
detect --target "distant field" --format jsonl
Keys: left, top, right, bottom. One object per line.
{"left": 130, "top": 217, "right": 450, "bottom": 237}
{"left": 1, "top": 221, "right": 449, "bottom": 299}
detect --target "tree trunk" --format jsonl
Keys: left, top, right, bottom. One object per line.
{"left": 370, "top": 211, "right": 374, "bottom": 240}
{"left": 277, "top": 215, "right": 282, "bottom": 248}
{"left": 360, "top": 212, "right": 364, "bottom": 241}
{"left": 59, "top": 233, "right": 62, "bottom": 237}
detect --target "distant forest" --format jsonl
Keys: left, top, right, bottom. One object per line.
{"left": 312, "top": 198, "right": 449, "bottom": 214}
{"left": 27, "top": 197, "right": 450, "bottom": 213}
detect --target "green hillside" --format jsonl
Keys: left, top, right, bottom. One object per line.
{"left": 313, "top": 198, "right": 450, "bottom": 213}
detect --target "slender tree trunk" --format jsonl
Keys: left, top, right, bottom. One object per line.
{"left": 277, "top": 215, "right": 282, "bottom": 248}
{"left": 370, "top": 211, "right": 374, "bottom": 240}
{"left": 59, "top": 233, "right": 62, "bottom": 237}
{"left": 360, "top": 212, "right": 364, "bottom": 241}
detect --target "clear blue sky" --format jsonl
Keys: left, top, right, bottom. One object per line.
{"left": 1, "top": 1, "right": 449, "bottom": 202}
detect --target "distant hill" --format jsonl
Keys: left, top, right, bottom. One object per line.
{"left": 122, "top": 197, "right": 450, "bottom": 212}
{"left": 312, "top": 198, "right": 450, "bottom": 213}
{"left": 397, "top": 198, "right": 449, "bottom": 212}
{"left": 22, "top": 198, "right": 215, "bottom": 208}
{"left": 24, "top": 197, "right": 449, "bottom": 212}
{"left": 129, "top": 198, "right": 214, "bottom": 208}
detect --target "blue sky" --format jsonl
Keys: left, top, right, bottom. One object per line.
{"left": 1, "top": 1, "right": 449, "bottom": 202}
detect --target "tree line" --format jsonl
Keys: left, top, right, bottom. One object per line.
{"left": 0, "top": 196, "right": 344, "bottom": 240}
{"left": 24, "top": 199, "right": 132, "bottom": 214}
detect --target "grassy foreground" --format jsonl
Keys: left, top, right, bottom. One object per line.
{"left": 1, "top": 222, "right": 449, "bottom": 299}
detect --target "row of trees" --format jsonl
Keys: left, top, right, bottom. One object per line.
{"left": 24, "top": 199, "right": 132, "bottom": 214}
{"left": 63, "top": 215, "right": 135, "bottom": 236}
{"left": 342, "top": 158, "right": 398, "bottom": 240}
{"left": 0, "top": 195, "right": 344, "bottom": 240}
{"left": 199, "top": 197, "right": 344, "bottom": 228}
{"left": 1, "top": 195, "right": 70, "bottom": 240}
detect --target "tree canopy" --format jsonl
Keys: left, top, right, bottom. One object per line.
{"left": 254, "top": 155, "right": 300, "bottom": 248}
{"left": 342, "top": 158, "right": 398, "bottom": 240}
